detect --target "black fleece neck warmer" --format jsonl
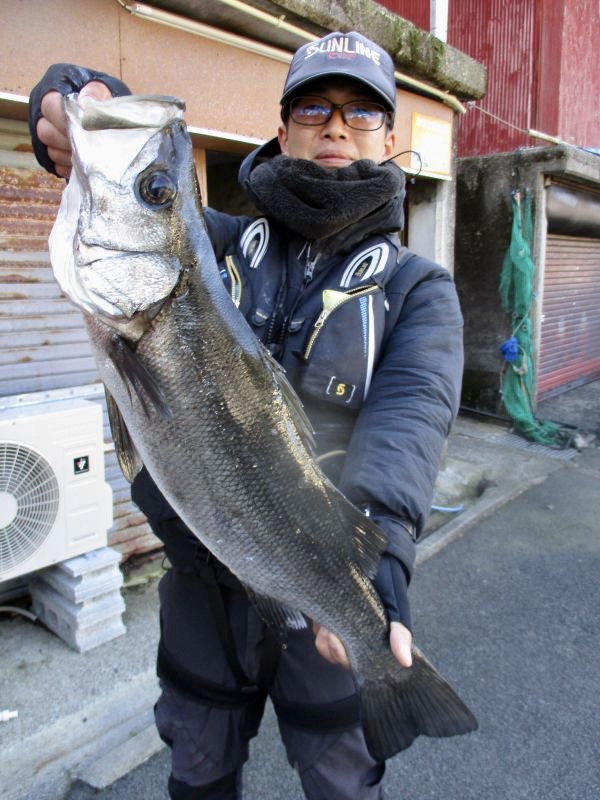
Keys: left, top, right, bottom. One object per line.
{"left": 243, "top": 155, "right": 405, "bottom": 255}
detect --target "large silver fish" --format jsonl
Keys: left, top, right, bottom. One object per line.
{"left": 50, "top": 93, "right": 477, "bottom": 760}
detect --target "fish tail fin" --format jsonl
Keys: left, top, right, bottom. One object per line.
{"left": 359, "top": 649, "right": 478, "bottom": 761}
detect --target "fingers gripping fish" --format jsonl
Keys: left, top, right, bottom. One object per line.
{"left": 49, "top": 93, "right": 477, "bottom": 761}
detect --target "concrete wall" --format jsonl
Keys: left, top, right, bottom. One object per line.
{"left": 455, "top": 145, "right": 600, "bottom": 414}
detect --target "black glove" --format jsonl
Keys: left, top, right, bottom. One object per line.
{"left": 28, "top": 63, "right": 131, "bottom": 175}
{"left": 372, "top": 552, "right": 412, "bottom": 632}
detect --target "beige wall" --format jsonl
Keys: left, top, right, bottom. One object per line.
{"left": 0, "top": 0, "right": 454, "bottom": 162}
{"left": 0, "top": 0, "right": 284, "bottom": 142}
{"left": 1, "top": 0, "right": 123, "bottom": 94}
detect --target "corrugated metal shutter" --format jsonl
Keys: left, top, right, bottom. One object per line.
{"left": 0, "top": 130, "right": 157, "bottom": 561}
{"left": 537, "top": 234, "right": 600, "bottom": 399}
{"left": 0, "top": 147, "right": 97, "bottom": 394}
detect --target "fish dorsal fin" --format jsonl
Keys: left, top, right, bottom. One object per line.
{"left": 258, "top": 345, "right": 316, "bottom": 457}
{"left": 325, "top": 490, "right": 388, "bottom": 579}
{"left": 242, "top": 583, "right": 307, "bottom": 631}
{"left": 104, "top": 387, "right": 143, "bottom": 483}
{"left": 349, "top": 507, "right": 389, "bottom": 580}
{"left": 260, "top": 340, "right": 384, "bottom": 579}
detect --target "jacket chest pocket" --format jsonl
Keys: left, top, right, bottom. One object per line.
{"left": 298, "top": 285, "right": 386, "bottom": 410}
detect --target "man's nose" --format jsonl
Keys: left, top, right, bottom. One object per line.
{"left": 321, "top": 107, "right": 347, "bottom": 137}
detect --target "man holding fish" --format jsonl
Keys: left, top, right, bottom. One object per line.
{"left": 29, "top": 30, "right": 472, "bottom": 800}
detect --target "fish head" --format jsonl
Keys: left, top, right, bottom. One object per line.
{"left": 49, "top": 94, "right": 199, "bottom": 328}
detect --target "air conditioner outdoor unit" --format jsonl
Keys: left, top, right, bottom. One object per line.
{"left": 0, "top": 397, "right": 113, "bottom": 583}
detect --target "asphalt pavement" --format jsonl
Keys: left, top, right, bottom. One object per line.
{"left": 64, "top": 443, "right": 600, "bottom": 800}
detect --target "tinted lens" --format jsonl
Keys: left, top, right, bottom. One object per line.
{"left": 289, "top": 96, "right": 388, "bottom": 130}
{"left": 343, "top": 101, "right": 387, "bottom": 130}
{"left": 290, "top": 97, "right": 332, "bottom": 125}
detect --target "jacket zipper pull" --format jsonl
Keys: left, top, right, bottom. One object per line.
{"left": 313, "top": 309, "right": 328, "bottom": 328}
{"left": 302, "top": 242, "right": 320, "bottom": 284}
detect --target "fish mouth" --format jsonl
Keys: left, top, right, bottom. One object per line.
{"left": 74, "top": 251, "right": 182, "bottom": 320}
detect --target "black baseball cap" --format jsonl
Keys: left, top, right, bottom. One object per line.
{"left": 281, "top": 31, "right": 397, "bottom": 113}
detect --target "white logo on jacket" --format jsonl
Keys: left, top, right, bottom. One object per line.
{"left": 340, "top": 243, "right": 389, "bottom": 288}
{"left": 241, "top": 218, "right": 269, "bottom": 269}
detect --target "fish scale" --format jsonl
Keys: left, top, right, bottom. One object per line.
{"left": 49, "top": 92, "right": 478, "bottom": 761}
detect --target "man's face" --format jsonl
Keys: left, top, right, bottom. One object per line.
{"left": 277, "top": 77, "right": 395, "bottom": 168}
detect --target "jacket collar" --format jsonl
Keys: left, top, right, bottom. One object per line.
{"left": 238, "top": 137, "right": 281, "bottom": 186}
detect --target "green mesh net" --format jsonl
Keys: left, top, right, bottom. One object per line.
{"left": 499, "top": 191, "right": 571, "bottom": 447}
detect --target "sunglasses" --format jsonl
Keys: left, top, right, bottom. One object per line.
{"left": 288, "top": 95, "right": 392, "bottom": 131}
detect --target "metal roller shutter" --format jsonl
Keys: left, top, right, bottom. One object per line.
{"left": 537, "top": 234, "right": 600, "bottom": 399}
{"left": 0, "top": 130, "right": 157, "bottom": 561}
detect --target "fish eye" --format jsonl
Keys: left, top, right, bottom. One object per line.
{"left": 138, "top": 171, "right": 177, "bottom": 206}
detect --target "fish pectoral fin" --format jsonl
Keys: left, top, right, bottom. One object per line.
{"left": 108, "top": 334, "right": 172, "bottom": 422}
{"left": 242, "top": 584, "right": 307, "bottom": 631}
{"left": 104, "top": 387, "right": 143, "bottom": 483}
{"left": 360, "top": 647, "right": 478, "bottom": 761}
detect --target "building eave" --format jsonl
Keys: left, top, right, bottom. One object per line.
{"left": 141, "top": 0, "right": 487, "bottom": 101}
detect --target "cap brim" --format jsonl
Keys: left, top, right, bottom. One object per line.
{"left": 280, "top": 71, "right": 395, "bottom": 112}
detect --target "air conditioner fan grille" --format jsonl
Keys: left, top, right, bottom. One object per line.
{"left": 0, "top": 443, "right": 60, "bottom": 573}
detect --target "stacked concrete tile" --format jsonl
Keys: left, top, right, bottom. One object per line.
{"left": 30, "top": 547, "right": 126, "bottom": 652}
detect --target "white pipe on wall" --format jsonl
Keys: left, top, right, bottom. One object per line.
{"left": 213, "top": 0, "right": 314, "bottom": 41}
{"left": 118, "top": 1, "right": 294, "bottom": 63}
{"left": 430, "top": 0, "right": 449, "bottom": 42}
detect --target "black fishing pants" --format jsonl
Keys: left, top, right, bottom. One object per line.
{"left": 155, "top": 567, "right": 386, "bottom": 800}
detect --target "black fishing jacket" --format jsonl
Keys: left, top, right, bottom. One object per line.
{"left": 29, "top": 65, "right": 464, "bottom": 586}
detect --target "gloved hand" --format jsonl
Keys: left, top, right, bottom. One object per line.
{"left": 28, "top": 63, "right": 130, "bottom": 177}
{"left": 372, "top": 552, "right": 412, "bottom": 632}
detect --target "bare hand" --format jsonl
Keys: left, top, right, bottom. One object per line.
{"left": 36, "top": 81, "right": 113, "bottom": 178}
{"left": 389, "top": 621, "right": 413, "bottom": 667}
{"left": 313, "top": 621, "right": 413, "bottom": 669}
{"left": 313, "top": 622, "right": 351, "bottom": 667}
